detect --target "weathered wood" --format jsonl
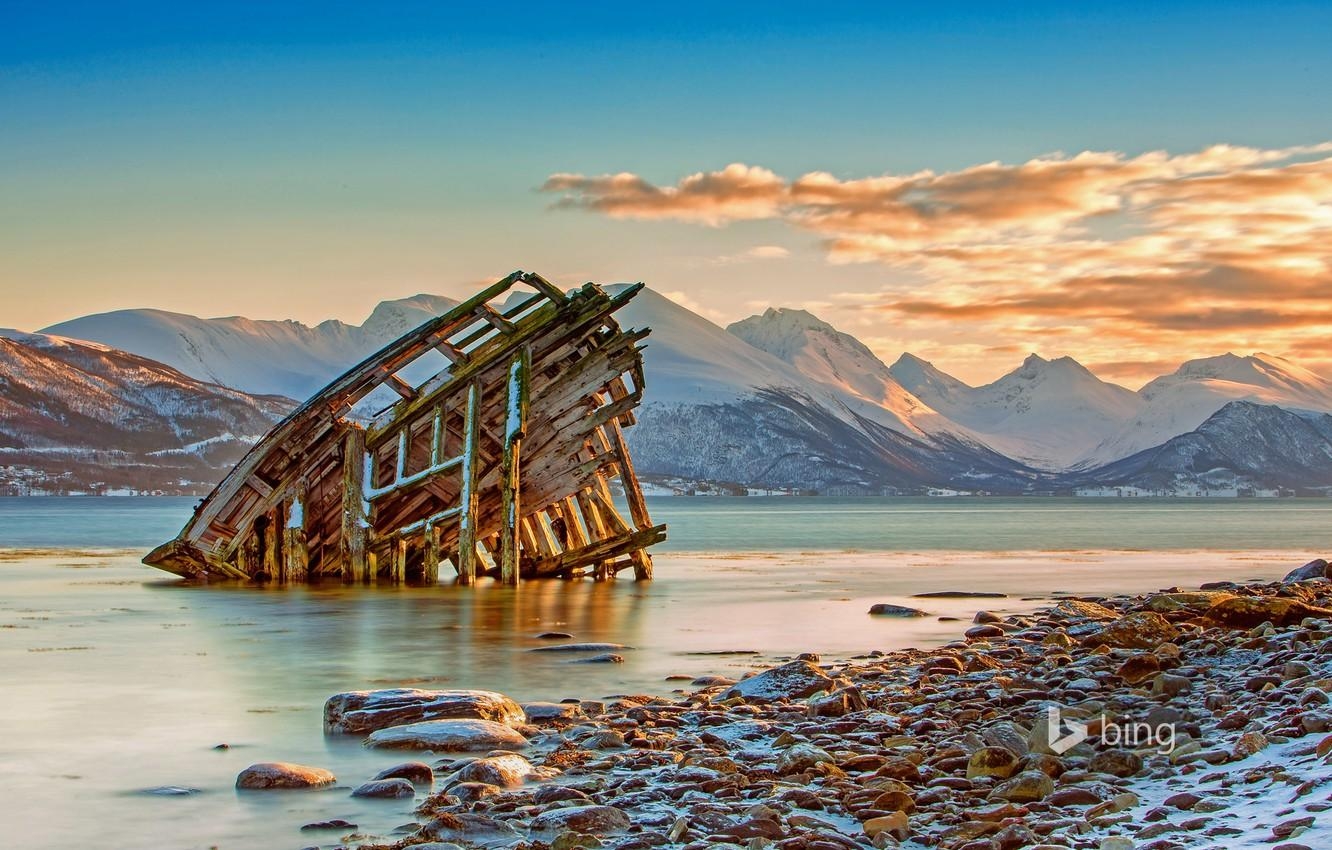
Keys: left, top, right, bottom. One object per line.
{"left": 143, "top": 273, "right": 665, "bottom": 584}
{"left": 341, "top": 426, "right": 371, "bottom": 582}
{"left": 423, "top": 525, "right": 441, "bottom": 584}
{"left": 456, "top": 380, "right": 481, "bottom": 584}
{"left": 283, "top": 481, "right": 310, "bottom": 582}
{"left": 500, "top": 348, "right": 529, "bottom": 586}
{"left": 261, "top": 507, "right": 280, "bottom": 580}
{"left": 529, "top": 524, "right": 667, "bottom": 577}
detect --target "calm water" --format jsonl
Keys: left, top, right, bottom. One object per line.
{"left": 2, "top": 496, "right": 1329, "bottom": 850}
{"left": 5, "top": 494, "right": 1332, "bottom": 551}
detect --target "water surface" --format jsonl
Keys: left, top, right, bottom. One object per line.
{"left": 2, "top": 496, "right": 1326, "bottom": 849}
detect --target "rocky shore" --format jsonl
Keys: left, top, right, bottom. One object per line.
{"left": 255, "top": 560, "right": 1332, "bottom": 850}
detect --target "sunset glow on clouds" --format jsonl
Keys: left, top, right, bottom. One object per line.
{"left": 544, "top": 143, "right": 1332, "bottom": 383}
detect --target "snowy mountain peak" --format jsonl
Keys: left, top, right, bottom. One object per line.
{"left": 725, "top": 306, "right": 952, "bottom": 434}
{"left": 362, "top": 294, "right": 460, "bottom": 338}
{"left": 727, "top": 307, "right": 875, "bottom": 362}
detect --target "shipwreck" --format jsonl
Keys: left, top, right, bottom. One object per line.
{"left": 144, "top": 272, "right": 665, "bottom": 584}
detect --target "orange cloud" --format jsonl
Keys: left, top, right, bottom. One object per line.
{"left": 541, "top": 164, "right": 785, "bottom": 226}
{"left": 543, "top": 143, "right": 1332, "bottom": 384}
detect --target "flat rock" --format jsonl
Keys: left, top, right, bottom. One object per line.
{"left": 324, "top": 688, "right": 526, "bottom": 734}
{"left": 720, "top": 660, "right": 835, "bottom": 702}
{"left": 528, "top": 642, "right": 631, "bottom": 653}
{"left": 530, "top": 804, "right": 631, "bottom": 834}
{"left": 1055, "top": 599, "right": 1122, "bottom": 621}
{"left": 138, "top": 785, "right": 202, "bottom": 796}
{"left": 1080, "top": 611, "right": 1179, "bottom": 649}
{"left": 989, "top": 770, "right": 1055, "bottom": 803}
{"left": 235, "top": 762, "right": 335, "bottom": 790}
{"left": 913, "top": 591, "right": 1008, "bottom": 598}
{"left": 521, "top": 701, "right": 586, "bottom": 724}
{"left": 351, "top": 778, "right": 416, "bottom": 798}
{"left": 1205, "top": 596, "right": 1332, "bottom": 629}
{"left": 869, "top": 603, "right": 930, "bottom": 617}
{"left": 364, "top": 719, "right": 528, "bottom": 751}
{"left": 567, "top": 652, "right": 624, "bottom": 664}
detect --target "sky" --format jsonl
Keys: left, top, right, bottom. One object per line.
{"left": 3, "top": 2, "right": 1332, "bottom": 386}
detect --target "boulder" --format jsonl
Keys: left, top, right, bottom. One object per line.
{"left": 351, "top": 778, "right": 416, "bottom": 798}
{"left": 1116, "top": 653, "right": 1161, "bottom": 684}
{"left": 421, "top": 813, "right": 520, "bottom": 845}
{"left": 235, "top": 762, "right": 335, "bottom": 790}
{"left": 1284, "top": 558, "right": 1329, "bottom": 582}
{"left": 720, "top": 660, "right": 834, "bottom": 702}
{"left": 967, "top": 746, "right": 1020, "bottom": 779}
{"left": 373, "top": 761, "right": 434, "bottom": 784}
{"left": 364, "top": 718, "right": 528, "bottom": 751}
{"left": 530, "top": 805, "right": 631, "bottom": 834}
{"left": 1146, "top": 591, "right": 1236, "bottom": 614}
{"left": 807, "top": 686, "right": 868, "bottom": 717}
{"left": 1204, "top": 595, "right": 1332, "bottom": 629}
{"left": 324, "top": 688, "right": 526, "bottom": 734}
{"left": 1054, "top": 599, "right": 1121, "bottom": 621}
{"left": 1088, "top": 749, "right": 1143, "bottom": 777}
{"left": 1079, "top": 611, "right": 1179, "bottom": 649}
{"left": 453, "top": 753, "right": 536, "bottom": 788}
{"left": 989, "top": 770, "right": 1055, "bottom": 803}
{"left": 776, "top": 742, "right": 834, "bottom": 774}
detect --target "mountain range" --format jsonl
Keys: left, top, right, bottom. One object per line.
{"left": 7, "top": 285, "right": 1332, "bottom": 496}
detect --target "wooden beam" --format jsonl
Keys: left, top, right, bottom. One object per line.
{"left": 423, "top": 525, "right": 441, "bottom": 584}
{"left": 341, "top": 426, "right": 371, "bottom": 583}
{"left": 262, "top": 507, "right": 281, "bottom": 581}
{"left": 383, "top": 372, "right": 417, "bottom": 401}
{"left": 500, "top": 348, "right": 530, "bottom": 586}
{"left": 477, "top": 302, "right": 517, "bottom": 335}
{"left": 457, "top": 380, "right": 481, "bottom": 584}
{"left": 607, "top": 418, "right": 653, "bottom": 579}
{"left": 528, "top": 524, "right": 667, "bottom": 577}
{"left": 283, "top": 481, "right": 310, "bottom": 582}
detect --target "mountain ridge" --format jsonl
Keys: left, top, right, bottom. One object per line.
{"left": 16, "top": 285, "right": 1332, "bottom": 494}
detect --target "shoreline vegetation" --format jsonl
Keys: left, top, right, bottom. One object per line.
{"left": 230, "top": 558, "right": 1332, "bottom": 849}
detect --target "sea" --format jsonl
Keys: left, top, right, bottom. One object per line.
{"left": 2, "top": 495, "right": 1327, "bottom": 849}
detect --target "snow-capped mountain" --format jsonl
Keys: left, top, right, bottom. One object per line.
{"left": 890, "top": 352, "right": 1144, "bottom": 470}
{"left": 0, "top": 332, "right": 293, "bottom": 494}
{"left": 42, "top": 294, "right": 459, "bottom": 400}
{"left": 1075, "top": 401, "right": 1332, "bottom": 494}
{"left": 726, "top": 308, "right": 959, "bottom": 438}
{"left": 20, "top": 284, "right": 1332, "bottom": 494}
{"left": 612, "top": 290, "right": 1035, "bottom": 492}
{"left": 1083, "top": 353, "right": 1332, "bottom": 466}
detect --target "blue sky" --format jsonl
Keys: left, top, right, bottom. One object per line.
{"left": 4, "top": 2, "right": 1331, "bottom": 382}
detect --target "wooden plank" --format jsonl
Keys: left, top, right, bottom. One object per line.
{"left": 283, "top": 481, "right": 310, "bottom": 582}
{"left": 423, "top": 525, "right": 441, "bottom": 584}
{"left": 389, "top": 537, "right": 408, "bottom": 582}
{"left": 383, "top": 372, "right": 417, "bottom": 401}
{"left": 529, "top": 524, "right": 667, "bottom": 577}
{"left": 608, "top": 419, "right": 653, "bottom": 531}
{"left": 245, "top": 474, "right": 274, "bottom": 498}
{"left": 262, "top": 507, "right": 281, "bottom": 580}
{"left": 341, "top": 426, "right": 371, "bottom": 582}
{"left": 456, "top": 380, "right": 481, "bottom": 584}
{"left": 500, "top": 348, "right": 530, "bottom": 586}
